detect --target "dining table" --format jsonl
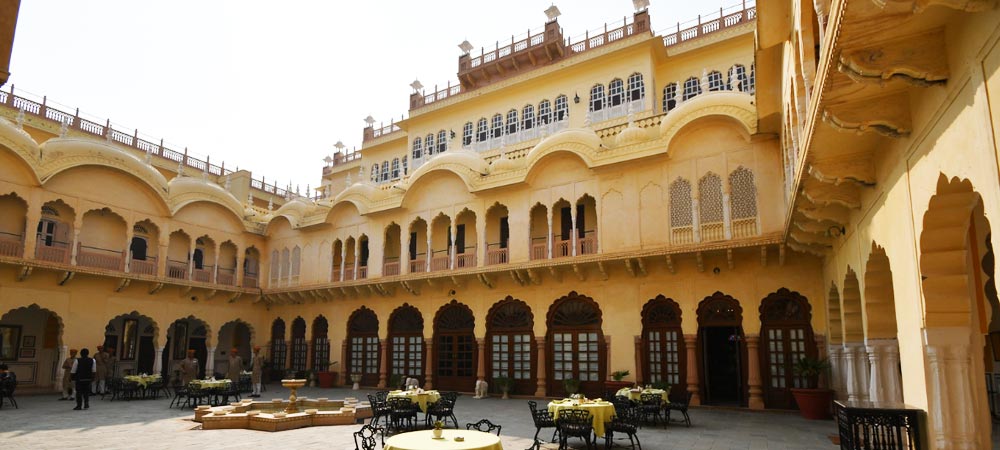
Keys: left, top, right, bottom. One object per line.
{"left": 383, "top": 429, "right": 503, "bottom": 450}
{"left": 547, "top": 398, "right": 616, "bottom": 437}
{"left": 124, "top": 374, "right": 161, "bottom": 389}
{"left": 616, "top": 387, "right": 669, "bottom": 402}
{"left": 387, "top": 389, "right": 441, "bottom": 413}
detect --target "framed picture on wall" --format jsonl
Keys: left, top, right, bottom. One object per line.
{"left": 990, "top": 332, "right": 1000, "bottom": 361}
{"left": 22, "top": 335, "right": 35, "bottom": 348}
{"left": 0, "top": 325, "right": 21, "bottom": 361}
{"left": 19, "top": 348, "right": 35, "bottom": 359}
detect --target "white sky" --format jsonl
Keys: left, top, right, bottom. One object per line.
{"left": 9, "top": 0, "right": 738, "bottom": 192}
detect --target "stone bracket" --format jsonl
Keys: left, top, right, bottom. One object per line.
{"left": 179, "top": 285, "right": 193, "bottom": 298}
{"left": 509, "top": 269, "right": 526, "bottom": 286}
{"left": 809, "top": 155, "right": 877, "bottom": 186}
{"left": 760, "top": 246, "right": 768, "bottom": 267}
{"left": 58, "top": 270, "right": 74, "bottom": 286}
{"left": 596, "top": 261, "right": 608, "bottom": 281}
{"left": 696, "top": 252, "right": 705, "bottom": 272}
{"left": 226, "top": 292, "right": 241, "bottom": 303}
{"left": 477, "top": 273, "right": 494, "bottom": 289}
{"left": 823, "top": 93, "right": 911, "bottom": 138}
{"left": 801, "top": 179, "right": 862, "bottom": 209}
{"left": 548, "top": 266, "right": 562, "bottom": 282}
{"left": 727, "top": 249, "right": 735, "bottom": 270}
{"left": 400, "top": 280, "right": 420, "bottom": 296}
{"left": 16, "top": 265, "right": 32, "bottom": 281}
{"left": 838, "top": 29, "right": 948, "bottom": 86}
{"left": 664, "top": 255, "right": 675, "bottom": 274}
{"left": 148, "top": 282, "right": 164, "bottom": 295}
{"left": 114, "top": 278, "right": 131, "bottom": 293}
{"left": 572, "top": 264, "right": 587, "bottom": 281}
{"left": 526, "top": 268, "right": 541, "bottom": 285}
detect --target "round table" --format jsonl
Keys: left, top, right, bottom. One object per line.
{"left": 383, "top": 429, "right": 503, "bottom": 450}
{"left": 124, "top": 374, "right": 161, "bottom": 388}
{"left": 388, "top": 390, "right": 441, "bottom": 413}
{"left": 189, "top": 379, "right": 231, "bottom": 389}
{"left": 547, "top": 399, "right": 616, "bottom": 437}
{"left": 616, "top": 387, "right": 669, "bottom": 402}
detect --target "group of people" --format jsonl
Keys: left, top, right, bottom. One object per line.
{"left": 175, "top": 346, "right": 265, "bottom": 398}
{"left": 59, "top": 346, "right": 116, "bottom": 405}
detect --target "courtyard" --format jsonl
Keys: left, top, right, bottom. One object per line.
{"left": 0, "top": 386, "right": 840, "bottom": 450}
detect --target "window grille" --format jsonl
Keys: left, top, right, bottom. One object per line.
{"left": 538, "top": 100, "right": 552, "bottom": 124}
{"left": 269, "top": 250, "right": 280, "bottom": 284}
{"left": 708, "top": 71, "right": 724, "bottom": 91}
{"left": 477, "top": 118, "right": 488, "bottom": 142}
{"left": 699, "top": 173, "right": 724, "bottom": 241}
{"left": 437, "top": 130, "right": 447, "bottom": 153}
{"left": 589, "top": 84, "right": 605, "bottom": 112}
{"left": 522, "top": 105, "right": 534, "bottom": 130}
{"left": 402, "top": 156, "right": 408, "bottom": 175}
{"left": 381, "top": 161, "right": 389, "bottom": 182}
{"left": 412, "top": 137, "right": 423, "bottom": 159}
{"left": 425, "top": 134, "right": 435, "bottom": 156}
{"left": 608, "top": 79, "right": 624, "bottom": 107}
{"left": 280, "top": 248, "right": 290, "bottom": 281}
{"left": 290, "top": 246, "right": 301, "bottom": 283}
{"left": 663, "top": 83, "right": 677, "bottom": 112}
{"left": 463, "top": 122, "right": 473, "bottom": 146}
{"left": 370, "top": 165, "right": 379, "bottom": 183}
{"left": 555, "top": 95, "right": 568, "bottom": 121}
{"left": 683, "top": 77, "right": 701, "bottom": 101}
{"left": 491, "top": 114, "right": 503, "bottom": 139}
{"left": 506, "top": 109, "right": 518, "bottom": 135}
{"left": 729, "top": 167, "right": 758, "bottom": 237}
{"left": 669, "top": 178, "right": 693, "bottom": 244}
{"left": 627, "top": 73, "right": 645, "bottom": 101}
{"left": 391, "top": 158, "right": 400, "bottom": 179}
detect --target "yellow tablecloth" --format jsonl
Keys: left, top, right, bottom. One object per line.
{"left": 388, "top": 389, "right": 441, "bottom": 413}
{"left": 616, "top": 387, "right": 668, "bottom": 402}
{"left": 548, "top": 400, "right": 615, "bottom": 437}
{"left": 123, "top": 374, "right": 161, "bottom": 388}
{"left": 384, "top": 429, "right": 502, "bottom": 450}
{"left": 189, "top": 379, "right": 231, "bottom": 389}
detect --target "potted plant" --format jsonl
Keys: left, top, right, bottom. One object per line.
{"left": 563, "top": 378, "right": 581, "bottom": 396}
{"left": 493, "top": 376, "right": 512, "bottom": 399}
{"left": 790, "top": 356, "right": 834, "bottom": 420}
{"left": 605, "top": 370, "right": 632, "bottom": 393}
{"left": 432, "top": 420, "right": 444, "bottom": 439}
{"left": 389, "top": 373, "right": 403, "bottom": 390}
{"left": 315, "top": 361, "right": 339, "bottom": 388}
{"left": 350, "top": 373, "right": 362, "bottom": 390}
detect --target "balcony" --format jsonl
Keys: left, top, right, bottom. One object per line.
{"left": 35, "top": 243, "right": 70, "bottom": 264}
{"left": 76, "top": 244, "right": 125, "bottom": 272}
{"left": 409, "top": 257, "right": 426, "bottom": 273}
{"left": 383, "top": 260, "right": 400, "bottom": 276}
{"left": 486, "top": 246, "right": 508, "bottom": 266}
{"left": 0, "top": 233, "right": 23, "bottom": 258}
{"left": 578, "top": 233, "right": 597, "bottom": 255}
{"left": 462, "top": 119, "right": 569, "bottom": 154}
{"left": 834, "top": 400, "right": 925, "bottom": 450}
{"left": 430, "top": 252, "right": 450, "bottom": 272}
{"left": 217, "top": 268, "right": 236, "bottom": 286}
{"left": 129, "top": 257, "right": 157, "bottom": 276}
{"left": 242, "top": 275, "right": 259, "bottom": 289}
{"left": 167, "top": 260, "right": 188, "bottom": 280}
{"left": 343, "top": 264, "right": 355, "bottom": 281}
{"left": 455, "top": 251, "right": 476, "bottom": 269}
{"left": 192, "top": 267, "right": 214, "bottom": 283}
{"left": 531, "top": 239, "right": 547, "bottom": 261}
{"left": 357, "top": 265, "right": 368, "bottom": 280}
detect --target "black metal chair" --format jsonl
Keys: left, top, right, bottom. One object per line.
{"left": 664, "top": 390, "right": 693, "bottom": 427}
{"left": 0, "top": 378, "right": 17, "bottom": 409}
{"left": 387, "top": 397, "right": 418, "bottom": 433}
{"left": 466, "top": 418, "right": 502, "bottom": 436}
{"left": 605, "top": 402, "right": 642, "bottom": 450}
{"left": 184, "top": 385, "right": 209, "bottom": 409}
{"left": 425, "top": 394, "right": 459, "bottom": 429}
{"left": 353, "top": 422, "right": 384, "bottom": 450}
{"left": 170, "top": 384, "right": 189, "bottom": 409}
{"left": 639, "top": 392, "right": 664, "bottom": 426}
{"left": 527, "top": 400, "right": 559, "bottom": 450}
{"left": 367, "top": 393, "right": 391, "bottom": 429}
{"left": 557, "top": 409, "right": 596, "bottom": 450}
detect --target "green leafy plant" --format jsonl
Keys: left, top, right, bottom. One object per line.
{"left": 389, "top": 373, "right": 403, "bottom": 389}
{"left": 651, "top": 381, "right": 671, "bottom": 391}
{"left": 563, "top": 378, "right": 581, "bottom": 394}
{"left": 611, "top": 370, "right": 630, "bottom": 381}
{"left": 792, "top": 357, "right": 830, "bottom": 389}
{"left": 433, "top": 420, "right": 444, "bottom": 430}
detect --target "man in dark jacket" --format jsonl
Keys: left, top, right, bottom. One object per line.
{"left": 71, "top": 348, "right": 96, "bottom": 410}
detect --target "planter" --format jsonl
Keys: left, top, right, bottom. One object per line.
{"left": 351, "top": 373, "right": 362, "bottom": 390}
{"left": 432, "top": 428, "right": 443, "bottom": 439}
{"left": 604, "top": 380, "right": 632, "bottom": 393}
{"left": 316, "top": 371, "right": 338, "bottom": 388}
{"left": 791, "top": 388, "right": 834, "bottom": 420}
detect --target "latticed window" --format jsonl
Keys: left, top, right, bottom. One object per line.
{"left": 760, "top": 289, "right": 815, "bottom": 408}
{"left": 370, "top": 165, "right": 379, "bottom": 183}
{"left": 290, "top": 246, "right": 301, "bottom": 281}
{"left": 683, "top": 77, "right": 701, "bottom": 100}
{"left": 402, "top": 156, "right": 408, "bottom": 175}
{"left": 412, "top": 137, "right": 423, "bottom": 159}
{"left": 491, "top": 114, "right": 503, "bottom": 139}
{"left": 488, "top": 298, "right": 534, "bottom": 384}
{"left": 380, "top": 161, "right": 390, "bottom": 182}
{"left": 708, "top": 71, "right": 724, "bottom": 91}
{"left": 425, "top": 134, "right": 435, "bottom": 156}
{"left": 504, "top": 109, "right": 518, "bottom": 135}
{"left": 437, "top": 130, "right": 447, "bottom": 153}
{"left": 270, "top": 319, "right": 286, "bottom": 369}
{"left": 642, "top": 296, "right": 683, "bottom": 386}
{"left": 608, "top": 79, "right": 624, "bottom": 106}
{"left": 391, "top": 336, "right": 423, "bottom": 377}
{"left": 348, "top": 308, "right": 380, "bottom": 383}
{"left": 391, "top": 158, "right": 400, "bottom": 179}
{"left": 280, "top": 248, "right": 290, "bottom": 280}
{"left": 729, "top": 167, "right": 757, "bottom": 219}
{"left": 522, "top": 105, "right": 534, "bottom": 130}
{"left": 589, "top": 84, "right": 605, "bottom": 112}
{"left": 547, "top": 293, "right": 604, "bottom": 396}
{"left": 729, "top": 64, "right": 748, "bottom": 91}
{"left": 628, "top": 73, "right": 644, "bottom": 101}
{"left": 699, "top": 173, "right": 724, "bottom": 241}
{"left": 291, "top": 318, "right": 307, "bottom": 372}
{"left": 477, "top": 118, "right": 488, "bottom": 142}
{"left": 538, "top": 100, "right": 552, "bottom": 124}
{"left": 351, "top": 336, "right": 379, "bottom": 374}
{"left": 669, "top": 178, "right": 693, "bottom": 227}
{"left": 553, "top": 332, "right": 600, "bottom": 381}
{"left": 555, "top": 95, "right": 568, "bottom": 121}
{"left": 269, "top": 250, "right": 280, "bottom": 284}
{"left": 462, "top": 122, "right": 473, "bottom": 146}
{"left": 663, "top": 83, "right": 677, "bottom": 112}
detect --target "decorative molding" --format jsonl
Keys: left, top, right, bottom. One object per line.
{"left": 838, "top": 29, "right": 948, "bottom": 86}
{"left": 872, "top": 0, "right": 997, "bottom": 12}
{"left": 822, "top": 93, "right": 911, "bottom": 138}
{"left": 790, "top": 228, "right": 835, "bottom": 247}
{"left": 801, "top": 179, "right": 861, "bottom": 209}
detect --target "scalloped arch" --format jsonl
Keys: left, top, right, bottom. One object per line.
{"left": 331, "top": 185, "right": 374, "bottom": 216}
{"left": 523, "top": 129, "right": 602, "bottom": 176}
{"left": 38, "top": 138, "right": 170, "bottom": 206}
{"left": 169, "top": 177, "right": 248, "bottom": 231}
{"left": 403, "top": 150, "right": 487, "bottom": 195}
{"left": 0, "top": 118, "right": 42, "bottom": 185}
{"left": 659, "top": 92, "right": 756, "bottom": 149}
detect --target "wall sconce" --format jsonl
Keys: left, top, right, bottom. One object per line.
{"left": 827, "top": 225, "right": 845, "bottom": 237}
{"left": 573, "top": 93, "right": 580, "bottom": 104}
{"left": 450, "top": 130, "right": 456, "bottom": 139}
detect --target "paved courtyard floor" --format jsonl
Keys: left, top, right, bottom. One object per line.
{"left": 0, "top": 385, "right": 843, "bottom": 449}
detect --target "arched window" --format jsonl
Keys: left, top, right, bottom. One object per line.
{"left": 759, "top": 288, "right": 816, "bottom": 409}
{"left": 506, "top": 109, "right": 518, "bottom": 135}
{"left": 476, "top": 118, "right": 488, "bottom": 142}
{"left": 312, "top": 315, "right": 330, "bottom": 369}
{"left": 437, "top": 130, "right": 447, "bottom": 153}
{"left": 433, "top": 300, "right": 477, "bottom": 391}
{"left": 608, "top": 79, "right": 624, "bottom": 107}
{"left": 486, "top": 296, "right": 536, "bottom": 395}
{"left": 555, "top": 95, "right": 569, "bottom": 121}
{"left": 547, "top": 291, "right": 605, "bottom": 397}
{"left": 589, "top": 84, "right": 605, "bottom": 112}
{"left": 270, "top": 250, "right": 280, "bottom": 284}
{"left": 627, "top": 72, "right": 645, "bottom": 101}
{"left": 462, "top": 122, "right": 473, "bottom": 146}
{"left": 380, "top": 161, "right": 390, "bottom": 182}
{"left": 391, "top": 158, "right": 401, "bottom": 179}
{"left": 280, "top": 248, "right": 290, "bottom": 284}
{"left": 491, "top": 114, "right": 503, "bottom": 139}
{"left": 663, "top": 83, "right": 678, "bottom": 112}
{"left": 642, "top": 296, "right": 685, "bottom": 393}
{"left": 728, "top": 64, "right": 748, "bottom": 91}
{"left": 683, "top": 77, "right": 701, "bottom": 101}
{"left": 412, "top": 137, "right": 423, "bottom": 160}
{"left": 669, "top": 178, "right": 693, "bottom": 244}
{"left": 291, "top": 317, "right": 307, "bottom": 372}
{"left": 370, "top": 165, "right": 379, "bottom": 183}
{"left": 389, "top": 304, "right": 424, "bottom": 384}
{"left": 538, "top": 100, "right": 552, "bottom": 125}
{"left": 748, "top": 64, "right": 756, "bottom": 92}
{"left": 348, "top": 307, "right": 380, "bottom": 387}
{"left": 522, "top": 105, "right": 535, "bottom": 130}
{"left": 699, "top": 173, "right": 724, "bottom": 241}
{"left": 707, "top": 71, "right": 724, "bottom": 91}
{"left": 270, "top": 319, "right": 287, "bottom": 370}
{"left": 402, "top": 155, "right": 408, "bottom": 175}
{"left": 729, "top": 167, "right": 758, "bottom": 238}
{"left": 425, "top": 133, "right": 435, "bottom": 156}
{"left": 290, "top": 246, "right": 301, "bottom": 283}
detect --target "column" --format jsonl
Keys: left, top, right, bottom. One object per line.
{"left": 153, "top": 346, "right": 165, "bottom": 374}
{"left": 854, "top": 343, "right": 870, "bottom": 402}
{"left": 570, "top": 203, "right": 578, "bottom": 257}
{"left": 124, "top": 229, "right": 133, "bottom": 272}
{"left": 23, "top": 207, "right": 40, "bottom": 260}
{"left": 843, "top": 344, "right": 859, "bottom": 402}
{"left": 535, "top": 337, "right": 546, "bottom": 397}
{"left": 684, "top": 334, "right": 701, "bottom": 405}
{"left": 745, "top": 334, "right": 764, "bottom": 409}
{"left": 157, "top": 235, "right": 168, "bottom": 278}
{"left": 212, "top": 244, "right": 220, "bottom": 283}
{"left": 476, "top": 338, "right": 486, "bottom": 381}
{"left": 378, "top": 340, "right": 389, "bottom": 388}
{"left": 425, "top": 227, "right": 433, "bottom": 272}
{"left": 423, "top": 340, "right": 434, "bottom": 390}
{"left": 450, "top": 217, "right": 457, "bottom": 270}
{"left": 187, "top": 240, "right": 196, "bottom": 278}
{"left": 691, "top": 196, "right": 701, "bottom": 243}
{"left": 403, "top": 232, "right": 411, "bottom": 275}
{"left": 633, "top": 336, "right": 643, "bottom": 385}
{"left": 476, "top": 214, "right": 486, "bottom": 267}
{"left": 827, "top": 345, "right": 844, "bottom": 400}
{"left": 721, "top": 191, "right": 732, "bottom": 239}
{"left": 206, "top": 346, "right": 217, "bottom": 377}
{"left": 353, "top": 239, "right": 360, "bottom": 280}
{"left": 866, "top": 338, "right": 902, "bottom": 404}
{"left": 70, "top": 228, "right": 81, "bottom": 265}
{"left": 340, "top": 243, "right": 347, "bottom": 281}
{"left": 55, "top": 345, "right": 67, "bottom": 392}
{"left": 235, "top": 250, "right": 244, "bottom": 287}
{"left": 546, "top": 208, "right": 553, "bottom": 259}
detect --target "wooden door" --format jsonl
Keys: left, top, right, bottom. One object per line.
{"left": 546, "top": 292, "right": 605, "bottom": 398}
{"left": 759, "top": 288, "right": 816, "bottom": 409}
{"left": 347, "top": 307, "right": 380, "bottom": 387}
{"left": 641, "top": 296, "right": 686, "bottom": 396}
{"left": 486, "top": 297, "right": 536, "bottom": 395}
{"left": 434, "top": 300, "right": 477, "bottom": 392}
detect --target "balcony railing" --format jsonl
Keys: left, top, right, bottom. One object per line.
{"left": 243, "top": 275, "right": 258, "bottom": 288}
{"left": 486, "top": 246, "right": 509, "bottom": 265}
{"left": 192, "top": 267, "right": 214, "bottom": 283}
{"left": 456, "top": 251, "right": 476, "bottom": 269}
{"left": 579, "top": 233, "right": 597, "bottom": 255}
{"left": 731, "top": 217, "right": 759, "bottom": 239}
{"left": 167, "top": 260, "right": 188, "bottom": 280}
{"left": 701, "top": 221, "right": 725, "bottom": 242}
{"left": 383, "top": 260, "right": 400, "bottom": 276}
{"left": 0, "top": 233, "right": 23, "bottom": 258}
{"left": 671, "top": 225, "right": 694, "bottom": 245}
{"left": 331, "top": 267, "right": 341, "bottom": 282}
{"left": 129, "top": 257, "right": 157, "bottom": 276}
{"left": 588, "top": 98, "right": 645, "bottom": 124}
{"left": 217, "top": 268, "right": 235, "bottom": 286}
{"left": 343, "top": 265, "right": 355, "bottom": 281}
{"left": 357, "top": 265, "right": 368, "bottom": 280}
{"left": 35, "top": 243, "right": 70, "bottom": 264}
{"left": 409, "top": 257, "right": 426, "bottom": 273}
{"left": 430, "top": 252, "right": 450, "bottom": 272}
{"left": 463, "top": 118, "right": 569, "bottom": 153}
{"left": 660, "top": 2, "right": 756, "bottom": 47}
{"left": 834, "top": 400, "right": 925, "bottom": 450}
{"left": 554, "top": 239, "right": 572, "bottom": 258}
{"left": 76, "top": 244, "right": 125, "bottom": 271}
{"left": 531, "top": 239, "right": 547, "bottom": 261}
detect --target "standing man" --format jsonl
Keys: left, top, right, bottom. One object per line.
{"left": 59, "top": 348, "right": 77, "bottom": 401}
{"left": 226, "top": 348, "right": 243, "bottom": 385}
{"left": 70, "top": 348, "right": 95, "bottom": 410}
{"left": 250, "top": 346, "right": 263, "bottom": 398}
{"left": 94, "top": 346, "right": 108, "bottom": 395}
{"left": 179, "top": 349, "right": 199, "bottom": 385}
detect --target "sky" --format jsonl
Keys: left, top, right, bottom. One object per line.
{"left": 8, "top": 0, "right": 741, "bottom": 192}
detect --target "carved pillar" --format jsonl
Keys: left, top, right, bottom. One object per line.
{"left": 924, "top": 328, "right": 980, "bottom": 449}
{"left": 633, "top": 336, "right": 643, "bottom": 385}
{"left": 546, "top": 208, "right": 553, "bottom": 259}
{"left": 423, "top": 340, "right": 434, "bottom": 390}
{"left": 188, "top": 239, "right": 196, "bottom": 278}
{"left": 476, "top": 338, "right": 486, "bottom": 381}
{"left": 340, "top": 242, "right": 347, "bottom": 281}
{"left": 745, "top": 335, "right": 764, "bottom": 409}
{"left": 124, "top": 228, "right": 133, "bottom": 273}
{"left": 684, "top": 334, "right": 701, "bottom": 405}
{"left": 721, "top": 191, "right": 732, "bottom": 239}
{"left": 378, "top": 340, "right": 389, "bottom": 388}
{"left": 212, "top": 243, "right": 220, "bottom": 283}
{"left": 23, "top": 206, "right": 40, "bottom": 260}
{"left": 843, "top": 344, "right": 860, "bottom": 402}
{"left": 425, "top": 226, "right": 433, "bottom": 272}
{"left": 206, "top": 346, "right": 217, "bottom": 377}
{"left": 353, "top": 238, "right": 360, "bottom": 280}
{"left": 70, "top": 228, "right": 81, "bottom": 265}
{"left": 854, "top": 343, "right": 870, "bottom": 402}
{"left": 570, "top": 203, "right": 578, "bottom": 257}
{"left": 235, "top": 250, "right": 244, "bottom": 287}
{"left": 450, "top": 216, "right": 458, "bottom": 270}
{"left": 535, "top": 337, "right": 546, "bottom": 397}
{"left": 691, "top": 196, "right": 701, "bottom": 243}
{"left": 866, "top": 338, "right": 902, "bottom": 404}
{"left": 827, "top": 345, "right": 844, "bottom": 399}
{"left": 476, "top": 214, "right": 486, "bottom": 267}
{"left": 153, "top": 346, "right": 165, "bottom": 374}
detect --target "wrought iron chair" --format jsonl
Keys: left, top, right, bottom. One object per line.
{"left": 664, "top": 390, "right": 693, "bottom": 427}
{"left": 367, "top": 393, "right": 390, "bottom": 429}
{"left": 425, "top": 393, "right": 459, "bottom": 429}
{"left": 0, "top": 378, "right": 17, "bottom": 409}
{"left": 605, "top": 401, "right": 642, "bottom": 450}
{"left": 466, "top": 418, "right": 502, "bottom": 436}
{"left": 387, "top": 397, "right": 418, "bottom": 433}
{"left": 639, "top": 392, "right": 664, "bottom": 426}
{"left": 557, "top": 409, "right": 596, "bottom": 450}
{"left": 527, "top": 400, "right": 559, "bottom": 450}
{"left": 353, "top": 422, "right": 384, "bottom": 450}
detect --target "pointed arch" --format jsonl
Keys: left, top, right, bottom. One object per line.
{"left": 546, "top": 291, "right": 606, "bottom": 397}
{"left": 641, "top": 295, "right": 686, "bottom": 392}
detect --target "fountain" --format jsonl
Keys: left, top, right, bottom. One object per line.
{"left": 282, "top": 378, "right": 306, "bottom": 413}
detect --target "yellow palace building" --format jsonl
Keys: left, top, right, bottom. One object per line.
{"left": 0, "top": 0, "right": 998, "bottom": 446}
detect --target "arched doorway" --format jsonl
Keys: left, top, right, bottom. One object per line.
{"left": 106, "top": 312, "right": 158, "bottom": 378}
{"left": 346, "top": 307, "right": 380, "bottom": 387}
{"left": 759, "top": 288, "right": 816, "bottom": 409}
{"left": 290, "top": 317, "right": 307, "bottom": 373}
{"left": 546, "top": 291, "right": 606, "bottom": 397}
{"left": 486, "top": 296, "right": 536, "bottom": 395}
{"left": 218, "top": 320, "right": 254, "bottom": 375}
{"left": 641, "top": 295, "right": 686, "bottom": 396}
{"left": 697, "top": 292, "right": 747, "bottom": 406}
{"left": 163, "top": 317, "right": 208, "bottom": 379}
{"left": 0, "top": 305, "right": 63, "bottom": 388}
{"left": 388, "top": 304, "right": 424, "bottom": 386}
{"left": 312, "top": 316, "right": 331, "bottom": 369}
{"left": 270, "top": 319, "right": 287, "bottom": 380}
{"left": 433, "top": 300, "right": 477, "bottom": 392}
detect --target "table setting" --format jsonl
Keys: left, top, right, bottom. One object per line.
{"left": 387, "top": 388, "right": 441, "bottom": 413}
{"left": 383, "top": 429, "right": 502, "bottom": 450}
{"left": 547, "top": 396, "right": 616, "bottom": 436}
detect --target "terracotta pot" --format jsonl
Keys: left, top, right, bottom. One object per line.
{"left": 316, "top": 371, "right": 338, "bottom": 388}
{"left": 790, "top": 388, "right": 834, "bottom": 420}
